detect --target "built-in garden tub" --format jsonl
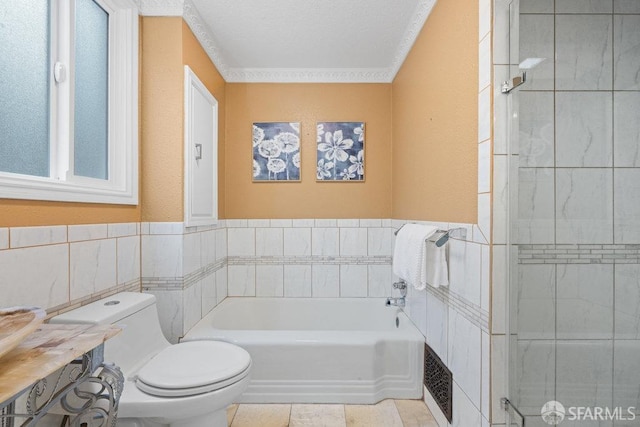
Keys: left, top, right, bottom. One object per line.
{"left": 182, "top": 298, "right": 424, "bottom": 404}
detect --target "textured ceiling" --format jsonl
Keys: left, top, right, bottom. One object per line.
{"left": 139, "top": 0, "right": 437, "bottom": 82}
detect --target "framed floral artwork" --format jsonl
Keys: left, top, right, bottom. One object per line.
{"left": 252, "top": 122, "right": 301, "bottom": 181}
{"left": 316, "top": 122, "right": 364, "bottom": 181}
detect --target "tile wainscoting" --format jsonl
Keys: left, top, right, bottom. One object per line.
{"left": 0, "top": 222, "right": 141, "bottom": 318}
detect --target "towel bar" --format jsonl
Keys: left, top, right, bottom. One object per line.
{"left": 393, "top": 224, "right": 468, "bottom": 247}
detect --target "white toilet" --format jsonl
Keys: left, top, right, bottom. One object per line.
{"left": 50, "top": 292, "right": 251, "bottom": 427}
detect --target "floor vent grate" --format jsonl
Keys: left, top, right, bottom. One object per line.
{"left": 424, "top": 343, "right": 453, "bottom": 423}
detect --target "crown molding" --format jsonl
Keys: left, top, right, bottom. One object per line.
{"left": 225, "top": 68, "right": 394, "bottom": 83}
{"left": 137, "top": 0, "right": 435, "bottom": 83}
{"left": 134, "top": 0, "right": 184, "bottom": 16}
{"left": 388, "top": 0, "right": 437, "bottom": 80}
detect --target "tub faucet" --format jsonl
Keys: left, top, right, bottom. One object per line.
{"left": 385, "top": 297, "right": 406, "bottom": 308}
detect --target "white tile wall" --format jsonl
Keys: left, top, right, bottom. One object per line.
{"left": 339, "top": 265, "right": 367, "bottom": 297}
{"left": 70, "top": 239, "right": 117, "bottom": 300}
{"left": 339, "top": 228, "right": 367, "bottom": 256}
{"left": 284, "top": 227, "right": 312, "bottom": 256}
{"left": 256, "top": 228, "right": 284, "bottom": 256}
{"left": 614, "top": 92, "right": 640, "bottom": 167}
{"left": 142, "top": 235, "right": 183, "bottom": 278}
{"left": 0, "top": 228, "right": 8, "bottom": 250}
{"left": 256, "top": 265, "right": 284, "bottom": 297}
{"left": 613, "top": 14, "right": 640, "bottom": 90}
{"left": 284, "top": 265, "right": 312, "bottom": 297}
{"left": 228, "top": 228, "right": 256, "bottom": 256}
{"left": 10, "top": 225, "right": 67, "bottom": 248}
{"left": 312, "top": 265, "right": 340, "bottom": 297}
{"left": 228, "top": 265, "right": 256, "bottom": 296}
{"left": 68, "top": 224, "right": 108, "bottom": 242}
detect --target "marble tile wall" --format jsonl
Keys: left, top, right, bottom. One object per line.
{"left": 0, "top": 223, "right": 141, "bottom": 318}
{"left": 494, "top": 1, "right": 640, "bottom": 426}
{"left": 141, "top": 220, "right": 227, "bottom": 343}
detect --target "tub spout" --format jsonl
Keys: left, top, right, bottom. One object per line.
{"left": 385, "top": 297, "right": 405, "bottom": 308}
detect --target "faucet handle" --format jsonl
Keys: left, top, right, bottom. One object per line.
{"left": 392, "top": 281, "right": 406, "bottom": 290}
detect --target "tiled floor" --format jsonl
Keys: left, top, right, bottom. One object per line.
{"left": 226, "top": 399, "right": 439, "bottom": 427}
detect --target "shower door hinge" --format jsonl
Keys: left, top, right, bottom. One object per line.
{"left": 501, "top": 72, "right": 527, "bottom": 94}
{"left": 501, "top": 398, "right": 526, "bottom": 426}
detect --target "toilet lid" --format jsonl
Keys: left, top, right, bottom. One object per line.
{"left": 135, "top": 341, "right": 251, "bottom": 397}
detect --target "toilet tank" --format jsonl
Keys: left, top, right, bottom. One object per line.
{"left": 49, "top": 292, "right": 170, "bottom": 376}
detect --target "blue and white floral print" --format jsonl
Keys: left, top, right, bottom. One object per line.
{"left": 253, "top": 122, "right": 300, "bottom": 181}
{"left": 316, "top": 122, "right": 364, "bottom": 181}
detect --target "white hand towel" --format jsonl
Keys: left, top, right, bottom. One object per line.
{"left": 392, "top": 224, "right": 450, "bottom": 290}
{"left": 392, "top": 224, "right": 437, "bottom": 290}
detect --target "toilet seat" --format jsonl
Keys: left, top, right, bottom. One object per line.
{"left": 135, "top": 341, "right": 251, "bottom": 398}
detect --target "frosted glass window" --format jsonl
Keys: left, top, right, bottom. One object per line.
{"left": 0, "top": 1, "right": 51, "bottom": 177}
{"left": 74, "top": 0, "right": 109, "bottom": 180}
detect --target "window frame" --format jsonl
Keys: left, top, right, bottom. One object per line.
{"left": 0, "top": 0, "right": 138, "bottom": 205}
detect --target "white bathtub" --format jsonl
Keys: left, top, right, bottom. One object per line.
{"left": 182, "top": 298, "right": 425, "bottom": 404}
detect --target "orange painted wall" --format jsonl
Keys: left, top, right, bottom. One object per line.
{"left": 140, "top": 17, "right": 184, "bottom": 222}
{"left": 225, "top": 84, "right": 392, "bottom": 218}
{"left": 181, "top": 21, "right": 226, "bottom": 219}
{"left": 391, "top": 0, "right": 478, "bottom": 223}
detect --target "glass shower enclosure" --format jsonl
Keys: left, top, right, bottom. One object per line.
{"left": 504, "top": 1, "right": 640, "bottom": 426}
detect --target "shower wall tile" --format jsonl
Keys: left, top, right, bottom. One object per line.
{"left": 108, "top": 222, "right": 137, "bottom": 238}
{"left": 448, "top": 309, "right": 482, "bottom": 410}
{"left": 517, "top": 265, "right": 555, "bottom": 339}
{"left": 312, "top": 265, "right": 340, "bottom": 297}
{"left": 493, "top": 65, "right": 510, "bottom": 155}
{"left": 215, "top": 228, "right": 227, "bottom": 260}
{"left": 228, "top": 228, "right": 255, "bottom": 256}
{"left": 614, "top": 169, "right": 640, "bottom": 243}
{"left": 521, "top": 0, "right": 554, "bottom": 13}
{"left": 520, "top": 15, "right": 554, "bottom": 90}
{"left": 216, "top": 267, "right": 228, "bottom": 304}
{"left": 183, "top": 231, "right": 202, "bottom": 275}
{"left": 68, "top": 224, "right": 108, "bottom": 242}
{"left": 0, "top": 244, "right": 69, "bottom": 309}
{"left": 0, "top": 228, "right": 7, "bottom": 250}
{"left": 556, "top": 15, "right": 613, "bottom": 90}
{"left": 228, "top": 265, "right": 256, "bottom": 296}
{"left": 311, "top": 227, "right": 340, "bottom": 256}
{"left": 478, "top": 87, "right": 492, "bottom": 143}
{"left": 492, "top": 245, "right": 507, "bottom": 334}
{"left": 201, "top": 274, "right": 217, "bottom": 315}
{"left": 555, "top": 92, "right": 613, "bottom": 167}
{"left": 614, "top": 15, "right": 640, "bottom": 90}
{"left": 516, "top": 340, "right": 556, "bottom": 416}
{"left": 478, "top": 141, "right": 491, "bottom": 194}
{"left": 183, "top": 280, "right": 202, "bottom": 333}
{"left": 146, "top": 289, "right": 183, "bottom": 343}
{"left": 490, "top": 335, "right": 507, "bottom": 424}
{"left": 449, "top": 240, "right": 482, "bottom": 307}
{"left": 556, "top": 264, "right": 614, "bottom": 339}
{"left": 614, "top": 0, "right": 640, "bottom": 13}
{"left": 256, "top": 265, "right": 284, "bottom": 297}
{"left": 117, "top": 235, "right": 140, "bottom": 285}
{"left": 613, "top": 340, "right": 640, "bottom": 410}
{"left": 556, "top": 0, "right": 613, "bottom": 13}
{"left": 142, "top": 235, "right": 183, "bottom": 278}
{"left": 284, "top": 265, "right": 312, "bottom": 297}
{"left": 256, "top": 227, "right": 284, "bottom": 256}
{"left": 405, "top": 286, "right": 427, "bottom": 337}
{"left": 200, "top": 230, "right": 216, "bottom": 266}
{"left": 367, "top": 227, "right": 393, "bottom": 257}
{"left": 494, "top": 0, "right": 513, "bottom": 65}
{"left": 481, "top": 245, "right": 490, "bottom": 312}
{"left": 615, "top": 264, "right": 640, "bottom": 339}
{"left": 518, "top": 168, "right": 555, "bottom": 244}
{"left": 339, "top": 227, "right": 367, "bottom": 256}
{"left": 426, "top": 293, "right": 448, "bottom": 361}
{"left": 556, "top": 168, "right": 613, "bottom": 244}
{"left": 367, "top": 265, "right": 391, "bottom": 297}
{"left": 556, "top": 340, "right": 613, "bottom": 410}
{"left": 614, "top": 92, "right": 640, "bottom": 167}
{"left": 284, "top": 227, "right": 311, "bottom": 256}
{"left": 10, "top": 225, "right": 67, "bottom": 248}
{"left": 70, "top": 239, "right": 117, "bottom": 299}
{"left": 519, "top": 92, "right": 554, "bottom": 167}
{"left": 339, "top": 265, "right": 367, "bottom": 297}
{"left": 481, "top": 331, "right": 490, "bottom": 418}
{"left": 479, "top": 35, "right": 492, "bottom": 91}
{"left": 492, "top": 155, "right": 509, "bottom": 244}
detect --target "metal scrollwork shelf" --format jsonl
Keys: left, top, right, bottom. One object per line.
{"left": 0, "top": 325, "right": 123, "bottom": 427}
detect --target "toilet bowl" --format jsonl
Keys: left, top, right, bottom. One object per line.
{"left": 50, "top": 292, "right": 251, "bottom": 427}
